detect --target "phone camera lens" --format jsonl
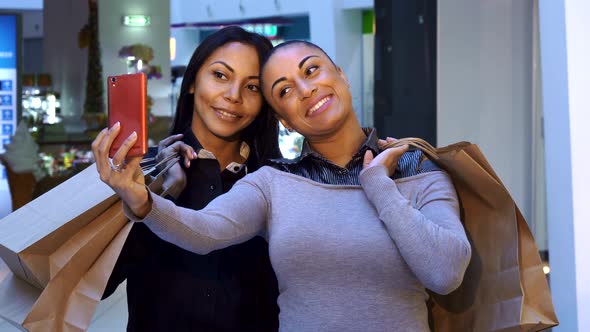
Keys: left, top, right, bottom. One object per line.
{"left": 111, "top": 77, "right": 117, "bottom": 83}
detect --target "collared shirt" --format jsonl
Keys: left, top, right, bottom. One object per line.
{"left": 196, "top": 140, "right": 250, "bottom": 175}
{"left": 104, "top": 128, "right": 279, "bottom": 332}
{"left": 269, "top": 128, "right": 440, "bottom": 185}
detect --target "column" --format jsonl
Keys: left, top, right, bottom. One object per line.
{"left": 539, "top": 0, "right": 590, "bottom": 330}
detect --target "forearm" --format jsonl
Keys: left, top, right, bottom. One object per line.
{"left": 122, "top": 179, "right": 268, "bottom": 255}
{"left": 360, "top": 166, "right": 471, "bottom": 294}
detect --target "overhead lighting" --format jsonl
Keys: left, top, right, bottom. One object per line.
{"left": 122, "top": 15, "right": 151, "bottom": 27}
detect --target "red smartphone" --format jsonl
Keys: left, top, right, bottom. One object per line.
{"left": 107, "top": 73, "right": 148, "bottom": 158}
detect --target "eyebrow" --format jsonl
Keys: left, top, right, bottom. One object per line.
{"left": 270, "top": 55, "right": 320, "bottom": 94}
{"left": 210, "top": 61, "right": 234, "bottom": 73}
{"left": 271, "top": 77, "right": 287, "bottom": 93}
{"left": 210, "top": 61, "right": 260, "bottom": 80}
{"left": 299, "top": 55, "right": 319, "bottom": 69}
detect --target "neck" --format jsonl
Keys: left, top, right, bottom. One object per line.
{"left": 191, "top": 124, "right": 244, "bottom": 171}
{"left": 307, "top": 118, "right": 366, "bottom": 168}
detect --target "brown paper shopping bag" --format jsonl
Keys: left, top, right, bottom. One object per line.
{"left": 1, "top": 158, "right": 174, "bottom": 331}
{"left": 0, "top": 165, "right": 118, "bottom": 289}
{"left": 0, "top": 197, "right": 130, "bottom": 332}
{"left": 385, "top": 138, "right": 558, "bottom": 332}
{"left": 22, "top": 208, "right": 132, "bottom": 332}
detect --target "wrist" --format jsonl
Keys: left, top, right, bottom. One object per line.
{"left": 129, "top": 187, "right": 152, "bottom": 218}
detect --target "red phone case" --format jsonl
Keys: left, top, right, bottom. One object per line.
{"left": 107, "top": 73, "right": 148, "bottom": 158}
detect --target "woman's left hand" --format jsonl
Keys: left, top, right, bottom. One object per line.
{"left": 363, "top": 137, "right": 409, "bottom": 177}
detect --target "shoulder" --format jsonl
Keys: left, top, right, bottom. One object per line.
{"left": 240, "top": 166, "right": 279, "bottom": 187}
{"left": 393, "top": 149, "right": 441, "bottom": 180}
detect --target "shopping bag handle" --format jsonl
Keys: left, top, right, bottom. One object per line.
{"left": 381, "top": 137, "right": 439, "bottom": 161}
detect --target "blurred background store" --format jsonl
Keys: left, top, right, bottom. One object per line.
{"left": 0, "top": 0, "right": 588, "bottom": 331}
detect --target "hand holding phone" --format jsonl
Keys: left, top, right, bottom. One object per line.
{"left": 108, "top": 73, "right": 148, "bottom": 158}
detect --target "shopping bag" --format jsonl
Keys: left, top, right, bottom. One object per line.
{"left": 0, "top": 165, "right": 118, "bottom": 289}
{"left": 22, "top": 209, "right": 132, "bottom": 332}
{"left": 0, "top": 154, "right": 178, "bottom": 331}
{"left": 0, "top": 216, "right": 130, "bottom": 332}
{"left": 384, "top": 138, "right": 558, "bottom": 332}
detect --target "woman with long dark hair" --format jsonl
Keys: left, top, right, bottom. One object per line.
{"left": 101, "top": 26, "right": 281, "bottom": 332}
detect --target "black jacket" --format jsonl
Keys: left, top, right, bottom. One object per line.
{"left": 103, "top": 131, "right": 279, "bottom": 331}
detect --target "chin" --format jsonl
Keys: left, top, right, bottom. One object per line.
{"left": 210, "top": 125, "right": 244, "bottom": 140}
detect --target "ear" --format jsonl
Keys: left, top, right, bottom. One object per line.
{"left": 188, "top": 83, "right": 195, "bottom": 94}
{"left": 337, "top": 66, "right": 350, "bottom": 87}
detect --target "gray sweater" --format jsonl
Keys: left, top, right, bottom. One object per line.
{"left": 126, "top": 165, "right": 471, "bottom": 331}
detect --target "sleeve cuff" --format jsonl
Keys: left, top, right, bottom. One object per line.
{"left": 359, "top": 165, "right": 407, "bottom": 211}
{"left": 122, "top": 186, "right": 156, "bottom": 222}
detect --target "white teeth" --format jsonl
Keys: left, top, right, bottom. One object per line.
{"left": 218, "top": 110, "right": 238, "bottom": 118}
{"left": 308, "top": 97, "right": 330, "bottom": 115}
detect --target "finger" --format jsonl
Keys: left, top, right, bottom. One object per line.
{"left": 98, "top": 125, "right": 121, "bottom": 175}
{"left": 385, "top": 144, "right": 409, "bottom": 157}
{"left": 385, "top": 145, "right": 410, "bottom": 165}
{"left": 168, "top": 141, "right": 196, "bottom": 157}
{"left": 399, "top": 144, "right": 409, "bottom": 152}
{"left": 386, "top": 137, "right": 397, "bottom": 142}
{"left": 125, "top": 156, "right": 143, "bottom": 176}
{"left": 167, "top": 141, "right": 196, "bottom": 167}
{"left": 99, "top": 122, "right": 121, "bottom": 158}
{"left": 362, "top": 150, "right": 374, "bottom": 169}
{"left": 91, "top": 127, "right": 109, "bottom": 171}
{"left": 112, "top": 131, "right": 138, "bottom": 166}
{"left": 184, "top": 149, "right": 197, "bottom": 168}
{"left": 132, "top": 159, "right": 144, "bottom": 180}
{"left": 158, "top": 134, "right": 184, "bottom": 151}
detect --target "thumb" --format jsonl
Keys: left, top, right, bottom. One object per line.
{"left": 363, "top": 150, "right": 374, "bottom": 169}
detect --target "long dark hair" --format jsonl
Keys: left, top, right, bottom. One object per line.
{"left": 170, "top": 26, "right": 281, "bottom": 166}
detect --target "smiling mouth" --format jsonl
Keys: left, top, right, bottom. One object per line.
{"left": 307, "top": 96, "right": 332, "bottom": 116}
{"left": 214, "top": 108, "right": 240, "bottom": 119}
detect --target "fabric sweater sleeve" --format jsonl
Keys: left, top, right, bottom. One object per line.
{"left": 359, "top": 165, "right": 471, "bottom": 295}
{"left": 122, "top": 171, "right": 270, "bottom": 255}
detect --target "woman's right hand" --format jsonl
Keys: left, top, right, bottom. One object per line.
{"left": 157, "top": 134, "right": 197, "bottom": 199}
{"left": 92, "top": 123, "right": 151, "bottom": 217}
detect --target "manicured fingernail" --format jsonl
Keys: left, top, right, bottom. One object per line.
{"left": 193, "top": 152, "right": 198, "bottom": 158}
{"left": 114, "top": 122, "right": 120, "bottom": 128}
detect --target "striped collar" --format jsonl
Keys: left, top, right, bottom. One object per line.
{"left": 270, "top": 127, "right": 380, "bottom": 165}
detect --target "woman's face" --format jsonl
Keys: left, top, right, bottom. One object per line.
{"left": 261, "top": 44, "right": 354, "bottom": 140}
{"left": 190, "top": 42, "right": 263, "bottom": 140}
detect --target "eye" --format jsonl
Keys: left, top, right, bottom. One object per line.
{"left": 246, "top": 84, "right": 260, "bottom": 92}
{"left": 305, "top": 65, "right": 319, "bottom": 76}
{"left": 213, "top": 71, "right": 228, "bottom": 80}
{"left": 279, "top": 86, "right": 292, "bottom": 98}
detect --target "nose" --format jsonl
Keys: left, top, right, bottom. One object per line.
{"left": 223, "top": 82, "right": 242, "bottom": 104}
{"left": 297, "top": 79, "right": 317, "bottom": 100}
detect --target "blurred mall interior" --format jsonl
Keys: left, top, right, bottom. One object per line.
{"left": 0, "top": 0, "right": 588, "bottom": 331}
